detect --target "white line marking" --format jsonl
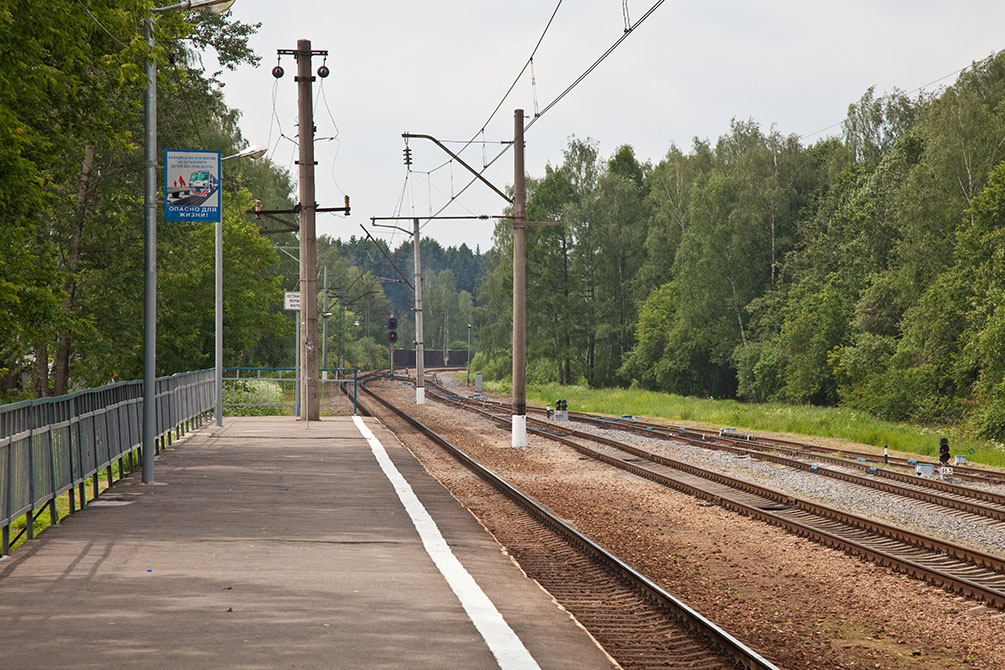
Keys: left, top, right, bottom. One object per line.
{"left": 353, "top": 416, "right": 541, "bottom": 670}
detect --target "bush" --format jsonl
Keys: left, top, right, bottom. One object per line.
{"left": 223, "top": 379, "right": 285, "bottom": 416}
{"left": 971, "top": 380, "right": 1005, "bottom": 441}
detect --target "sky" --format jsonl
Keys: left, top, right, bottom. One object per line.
{"left": 210, "top": 0, "right": 1005, "bottom": 253}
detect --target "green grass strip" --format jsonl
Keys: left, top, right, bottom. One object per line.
{"left": 505, "top": 381, "right": 1005, "bottom": 469}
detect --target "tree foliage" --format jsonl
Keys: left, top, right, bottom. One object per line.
{"left": 0, "top": 4, "right": 291, "bottom": 399}
{"left": 466, "top": 52, "right": 1005, "bottom": 440}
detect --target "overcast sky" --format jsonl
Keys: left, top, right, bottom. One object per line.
{"left": 212, "top": 1, "right": 1005, "bottom": 252}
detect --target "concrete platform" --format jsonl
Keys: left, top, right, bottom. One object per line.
{"left": 0, "top": 416, "right": 616, "bottom": 669}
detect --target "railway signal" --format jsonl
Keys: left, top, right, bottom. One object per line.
{"left": 388, "top": 316, "right": 397, "bottom": 343}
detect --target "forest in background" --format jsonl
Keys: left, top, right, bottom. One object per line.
{"left": 5, "top": 5, "right": 1005, "bottom": 441}
{"left": 475, "top": 53, "right": 1005, "bottom": 441}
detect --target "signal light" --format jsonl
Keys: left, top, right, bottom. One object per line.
{"left": 389, "top": 330, "right": 397, "bottom": 343}
{"left": 389, "top": 316, "right": 397, "bottom": 343}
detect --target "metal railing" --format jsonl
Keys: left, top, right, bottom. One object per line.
{"left": 1, "top": 369, "right": 214, "bottom": 556}
{"left": 223, "top": 367, "right": 357, "bottom": 416}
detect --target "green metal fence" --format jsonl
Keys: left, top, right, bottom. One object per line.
{"left": 0, "top": 369, "right": 214, "bottom": 556}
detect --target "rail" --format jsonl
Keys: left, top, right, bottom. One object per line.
{"left": 1, "top": 369, "right": 214, "bottom": 556}
{"left": 428, "top": 381, "right": 1005, "bottom": 609}
{"left": 359, "top": 376, "right": 780, "bottom": 670}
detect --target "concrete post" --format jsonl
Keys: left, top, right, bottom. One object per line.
{"left": 413, "top": 218, "right": 425, "bottom": 404}
{"left": 511, "top": 109, "right": 527, "bottom": 448}
{"left": 296, "top": 38, "right": 320, "bottom": 421}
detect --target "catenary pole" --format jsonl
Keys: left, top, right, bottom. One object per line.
{"left": 296, "top": 38, "right": 320, "bottom": 421}
{"left": 413, "top": 217, "right": 425, "bottom": 404}
{"left": 512, "top": 109, "right": 528, "bottom": 448}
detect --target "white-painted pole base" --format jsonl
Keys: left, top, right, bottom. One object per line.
{"left": 512, "top": 414, "right": 528, "bottom": 448}
{"left": 416, "top": 387, "right": 425, "bottom": 405}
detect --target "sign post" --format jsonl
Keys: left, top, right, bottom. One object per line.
{"left": 285, "top": 292, "right": 301, "bottom": 415}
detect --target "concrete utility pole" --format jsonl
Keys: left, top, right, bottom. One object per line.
{"left": 269, "top": 40, "right": 347, "bottom": 421}
{"left": 512, "top": 109, "right": 528, "bottom": 448}
{"left": 413, "top": 218, "right": 425, "bottom": 404}
{"left": 295, "top": 38, "right": 319, "bottom": 421}
{"left": 400, "top": 113, "right": 551, "bottom": 446}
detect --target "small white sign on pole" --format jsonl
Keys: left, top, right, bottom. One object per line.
{"left": 284, "top": 292, "right": 301, "bottom": 311}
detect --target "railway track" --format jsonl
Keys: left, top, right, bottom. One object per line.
{"left": 570, "top": 417, "right": 1005, "bottom": 524}
{"left": 445, "top": 384, "right": 1005, "bottom": 522}
{"left": 357, "top": 377, "right": 781, "bottom": 670}
{"left": 567, "top": 414, "right": 1005, "bottom": 488}
{"left": 451, "top": 385, "right": 1005, "bottom": 485}
{"left": 422, "top": 380, "right": 1005, "bottom": 610}
{"left": 670, "top": 424, "right": 1005, "bottom": 485}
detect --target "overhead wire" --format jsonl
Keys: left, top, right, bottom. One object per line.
{"left": 799, "top": 46, "right": 1005, "bottom": 141}
{"left": 422, "top": 0, "right": 565, "bottom": 177}
{"left": 528, "top": 0, "right": 666, "bottom": 131}
{"left": 75, "top": 0, "right": 131, "bottom": 49}
{"left": 168, "top": 60, "right": 206, "bottom": 148}
{"left": 418, "top": 0, "right": 667, "bottom": 227}
{"left": 316, "top": 77, "right": 346, "bottom": 197}
{"left": 409, "top": 0, "right": 563, "bottom": 227}
{"left": 265, "top": 69, "right": 300, "bottom": 179}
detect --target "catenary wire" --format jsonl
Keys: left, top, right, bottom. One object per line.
{"left": 422, "top": 0, "right": 565, "bottom": 176}
{"left": 799, "top": 47, "right": 1005, "bottom": 141}
{"left": 419, "top": 0, "right": 667, "bottom": 227}
{"left": 528, "top": 0, "right": 666, "bottom": 130}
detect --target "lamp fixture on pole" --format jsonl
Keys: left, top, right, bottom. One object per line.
{"left": 216, "top": 144, "right": 266, "bottom": 428}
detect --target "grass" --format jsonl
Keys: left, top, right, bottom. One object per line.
{"left": 4, "top": 413, "right": 212, "bottom": 556}
{"left": 475, "top": 379, "right": 1005, "bottom": 469}
{"left": 5, "top": 454, "right": 138, "bottom": 554}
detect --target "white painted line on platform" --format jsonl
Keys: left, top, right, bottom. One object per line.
{"left": 353, "top": 415, "right": 541, "bottom": 670}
